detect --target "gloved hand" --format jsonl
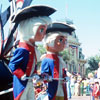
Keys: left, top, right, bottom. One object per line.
{"left": 44, "top": 75, "right": 53, "bottom": 82}
{"left": 33, "top": 74, "right": 40, "bottom": 80}
{"left": 21, "top": 74, "right": 27, "bottom": 81}
{"left": 41, "top": 73, "right": 52, "bottom": 82}
{"left": 33, "top": 74, "right": 41, "bottom": 84}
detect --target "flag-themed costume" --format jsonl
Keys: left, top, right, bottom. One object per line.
{"left": 41, "top": 22, "right": 75, "bottom": 100}
{"left": 8, "top": 5, "right": 56, "bottom": 100}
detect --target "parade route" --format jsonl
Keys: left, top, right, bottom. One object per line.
{"left": 70, "top": 96, "right": 90, "bottom": 100}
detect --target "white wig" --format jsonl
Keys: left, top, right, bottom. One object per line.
{"left": 43, "top": 31, "right": 68, "bottom": 48}
{"left": 18, "top": 16, "right": 52, "bottom": 42}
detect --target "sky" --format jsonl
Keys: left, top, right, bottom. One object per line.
{"left": 1, "top": 0, "right": 100, "bottom": 59}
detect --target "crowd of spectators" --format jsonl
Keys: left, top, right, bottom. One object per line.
{"left": 33, "top": 62, "right": 100, "bottom": 100}
{"left": 65, "top": 62, "right": 100, "bottom": 100}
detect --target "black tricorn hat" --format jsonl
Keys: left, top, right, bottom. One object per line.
{"left": 12, "top": 5, "right": 56, "bottom": 23}
{"left": 46, "top": 22, "right": 75, "bottom": 35}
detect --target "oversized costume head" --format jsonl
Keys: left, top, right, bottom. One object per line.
{"left": 12, "top": 5, "right": 56, "bottom": 42}
{"left": 43, "top": 22, "right": 75, "bottom": 53}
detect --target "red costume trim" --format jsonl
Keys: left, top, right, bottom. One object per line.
{"left": 14, "top": 90, "right": 24, "bottom": 100}
{"left": 13, "top": 68, "right": 24, "bottom": 79}
{"left": 19, "top": 42, "right": 37, "bottom": 76}
{"left": 46, "top": 54, "right": 68, "bottom": 100}
{"left": 16, "top": 0, "right": 24, "bottom": 4}
{"left": 62, "top": 68, "right": 68, "bottom": 100}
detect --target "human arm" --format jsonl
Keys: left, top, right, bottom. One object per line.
{"left": 95, "top": 84, "right": 99, "bottom": 94}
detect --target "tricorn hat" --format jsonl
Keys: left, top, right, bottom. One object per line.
{"left": 46, "top": 22, "right": 75, "bottom": 35}
{"left": 11, "top": 5, "right": 56, "bottom": 23}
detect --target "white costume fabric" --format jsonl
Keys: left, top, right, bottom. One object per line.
{"left": 56, "top": 56, "right": 66, "bottom": 97}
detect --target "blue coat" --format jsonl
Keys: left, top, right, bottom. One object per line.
{"left": 8, "top": 42, "right": 36, "bottom": 100}
{"left": 41, "top": 57, "right": 58, "bottom": 100}
{"left": 41, "top": 54, "right": 67, "bottom": 100}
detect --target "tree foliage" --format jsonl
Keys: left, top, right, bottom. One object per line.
{"left": 59, "top": 49, "right": 70, "bottom": 64}
{"left": 88, "top": 57, "right": 98, "bottom": 70}
{"left": 37, "top": 44, "right": 46, "bottom": 55}
{"left": 87, "top": 55, "right": 100, "bottom": 71}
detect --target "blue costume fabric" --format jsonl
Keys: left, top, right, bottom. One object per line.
{"left": 41, "top": 54, "right": 59, "bottom": 100}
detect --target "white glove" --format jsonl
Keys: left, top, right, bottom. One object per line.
{"left": 33, "top": 75, "right": 40, "bottom": 80}
{"left": 33, "top": 75, "right": 40, "bottom": 84}
{"left": 21, "top": 74, "right": 27, "bottom": 81}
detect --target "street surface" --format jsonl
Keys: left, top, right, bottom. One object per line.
{"left": 70, "top": 96, "right": 90, "bottom": 100}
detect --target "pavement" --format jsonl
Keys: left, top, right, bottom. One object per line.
{"left": 70, "top": 96, "right": 91, "bottom": 100}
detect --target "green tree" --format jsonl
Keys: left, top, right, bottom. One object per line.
{"left": 59, "top": 49, "right": 70, "bottom": 64}
{"left": 85, "top": 67, "right": 92, "bottom": 77}
{"left": 85, "top": 54, "right": 100, "bottom": 77}
{"left": 36, "top": 44, "right": 46, "bottom": 69}
{"left": 37, "top": 44, "right": 46, "bottom": 55}
{"left": 87, "top": 55, "right": 100, "bottom": 71}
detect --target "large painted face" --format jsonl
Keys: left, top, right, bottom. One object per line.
{"left": 33, "top": 24, "right": 47, "bottom": 41}
{"left": 30, "top": 16, "right": 51, "bottom": 43}
{"left": 29, "top": 24, "right": 47, "bottom": 43}
{"left": 54, "top": 35, "right": 67, "bottom": 52}
{"left": 18, "top": 16, "right": 51, "bottom": 43}
{"left": 47, "top": 35, "right": 67, "bottom": 53}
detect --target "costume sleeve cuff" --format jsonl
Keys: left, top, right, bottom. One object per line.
{"left": 13, "top": 68, "right": 25, "bottom": 79}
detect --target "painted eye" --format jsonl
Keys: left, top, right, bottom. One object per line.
{"left": 40, "top": 28, "right": 44, "bottom": 33}
{"left": 59, "top": 38, "right": 63, "bottom": 42}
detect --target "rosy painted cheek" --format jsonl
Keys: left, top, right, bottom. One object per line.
{"left": 57, "top": 42, "right": 60, "bottom": 45}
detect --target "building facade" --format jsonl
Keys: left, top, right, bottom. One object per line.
{"left": 64, "top": 20, "right": 87, "bottom": 76}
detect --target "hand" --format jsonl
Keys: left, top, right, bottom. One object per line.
{"left": 44, "top": 76, "right": 53, "bottom": 82}
{"left": 21, "top": 74, "right": 27, "bottom": 81}
{"left": 33, "top": 75, "right": 41, "bottom": 84}
{"left": 33, "top": 74, "right": 40, "bottom": 80}
{"left": 41, "top": 73, "right": 49, "bottom": 80}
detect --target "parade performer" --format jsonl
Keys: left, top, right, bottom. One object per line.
{"left": 41, "top": 22, "right": 75, "bottom": 100}
{"left": 8, "top": 5, "right": 56, "bottom": 100}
